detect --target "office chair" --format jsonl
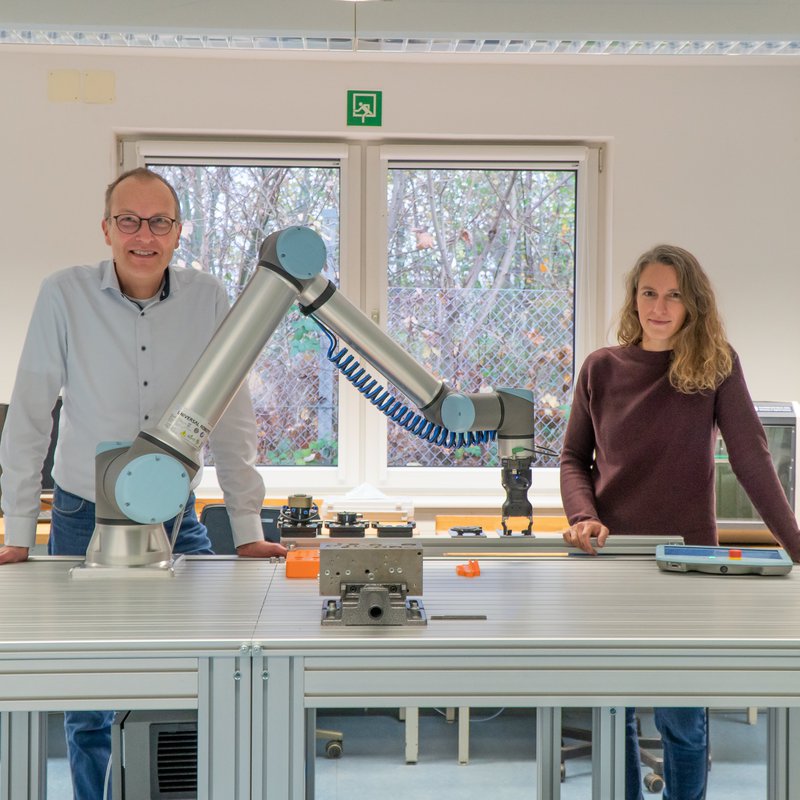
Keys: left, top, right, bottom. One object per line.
{"left": 561, "top": 716, "right": 659, "bottom": 787}
{"left": 199, "top": 503, "right": 282, "bottom": 554}
{"left": 561, "top": 710, "right": 711, "bottom": 793}
{"left": 198, "top": 503, "right": 344, "bottom": 758}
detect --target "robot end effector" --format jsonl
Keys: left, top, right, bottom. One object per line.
{"left": 439, "top": 387, "right": 536, "bottom": 535}
{"left": 494, "top": 389, "right": 537, "bottom": 536}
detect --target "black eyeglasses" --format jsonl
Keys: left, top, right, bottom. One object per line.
{"left": 110, "top": 214, "right": 178, "bottom": 236}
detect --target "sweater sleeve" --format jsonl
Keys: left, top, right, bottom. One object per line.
{"left": 716, "top": 354, "right": 800, "bottom": 562}
{"left": 559, "top": 358, "right": 602, "bottom": 526}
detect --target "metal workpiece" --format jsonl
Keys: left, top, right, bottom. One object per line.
{"left": 319, "top": 541, "right": 426, "bottom": 626}
{"left": 321, "top": 588, "right": 426, "bottom": 627}
{"left": 318, "top": 541, "right": 424, "bottom": 595}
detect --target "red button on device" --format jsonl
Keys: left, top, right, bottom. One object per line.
{"left": 728, "top": 549, "right": 742, "bottom": 559}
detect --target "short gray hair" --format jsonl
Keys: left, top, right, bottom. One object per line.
{"left": 104, "top": 167, "right": 181, "bottom": 223}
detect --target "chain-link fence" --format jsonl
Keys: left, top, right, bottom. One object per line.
{"left": 386, "top": 286, "right": 573, "bottom": 468}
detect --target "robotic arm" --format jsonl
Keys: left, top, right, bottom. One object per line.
{"left": 81, "top": 227, "right": 538, "bottom": 573}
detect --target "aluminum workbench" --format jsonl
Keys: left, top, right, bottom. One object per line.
{"left": 252, "top": 556, "right": 800, "bottom": 800}
{"left": 3, "top": 555, "right": 800, "bottom": 799}
{"left": 0, "top": 557, "right": 273, "bottom": 800}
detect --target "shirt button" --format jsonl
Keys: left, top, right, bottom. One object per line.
{"left": 144, "top": 415, "right": 150, "bottom": 421}
{"left": 141, "top": 346, "right": 146, "bottom": 351}
{"left": 143, "top": 381, "right": 149, "bottom": 387}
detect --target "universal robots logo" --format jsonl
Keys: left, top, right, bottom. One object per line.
{"left": 347, "top": 90, "right": 382, "bottom": 126}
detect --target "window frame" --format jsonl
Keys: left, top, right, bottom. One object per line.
{"left": 123, "top": 137, "right": 605, "bottom": 508}
{"left": 363, "top": 143, "right": 603, "bottom": 506}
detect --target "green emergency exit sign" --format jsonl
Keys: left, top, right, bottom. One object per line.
{"left": 347, "top": 90, "right": 382, "bottom": 126}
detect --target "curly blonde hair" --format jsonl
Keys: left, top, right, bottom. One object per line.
{"left": 617, "top": 244, "right": 733, "bottom": 393}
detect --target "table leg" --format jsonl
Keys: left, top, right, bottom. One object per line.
{"left": 591, "top": 707, "right": 625, "bottom": 800}
{"left": 0, "top": 711, "right": 47, "bottom": 800}
{"left": 767, "top": 707, "right": 800, "bottom": 800}
{"left": 537, "top": 707, "right": 562, "bottom": 800}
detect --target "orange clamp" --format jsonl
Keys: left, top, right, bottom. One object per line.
{"left": 456, "top": 560, "right": 481, "bottom": 577}
{"left": 286, "top": 549, "right": 320, "bottom": 578}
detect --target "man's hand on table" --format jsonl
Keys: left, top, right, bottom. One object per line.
{"left": 236, "top": 540, "right": 287, "bottom": 559}
{"left": 0, "top": 545, "right": 30, "bottom": 564}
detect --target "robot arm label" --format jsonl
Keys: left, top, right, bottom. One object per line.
{"left": 162, "top": 408, "right": 212, "bottom": 450}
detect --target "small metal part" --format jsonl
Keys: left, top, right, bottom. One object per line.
{"left": 449, "top": 525, "right": 484, "bottom": 537}
{"left": 278, "top": 494, "right": 323, "bottom": 538}
{"left": 326, "top": 510, "right": 369, "bottom": 538}
{"left": 373, "top": 521, "right": 416, "bottom": 538}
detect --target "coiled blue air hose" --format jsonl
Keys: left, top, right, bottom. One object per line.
{"left": 313, "top": 319, "right": 497, "bottom": 450}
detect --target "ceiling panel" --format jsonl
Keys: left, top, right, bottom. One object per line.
{"left": 1, "top": 0, "right": 799, "bottom": 44}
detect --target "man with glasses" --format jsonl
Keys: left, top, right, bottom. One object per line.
{"left": 0, "top": 167, "right": 286, "bottom": 798}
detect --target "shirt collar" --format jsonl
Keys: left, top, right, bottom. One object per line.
{"left": 100, "top": 260, "right": 172, "bottom": 301}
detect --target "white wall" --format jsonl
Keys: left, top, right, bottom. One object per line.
{"left": 2, "top": 47, "right": 800, "bottom": 405}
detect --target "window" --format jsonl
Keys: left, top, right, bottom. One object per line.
{"left": 363, "top": 145, "right": 600, "bottom": 499}
{"left": 383, "top": 163, "right": 576, "bottom": 469}
{"left": 125, "top": 139, "right": 602, "bottom": 504}
{"left": 149, "top": 161, "right": 342, "bottom": 469}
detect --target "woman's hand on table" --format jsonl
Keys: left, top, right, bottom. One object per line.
{"left": 562, "top": 520, "right": 609, "bottom": 555}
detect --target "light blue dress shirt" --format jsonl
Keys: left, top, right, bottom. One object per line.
{"left": 0, "top": 260, "right": 265, "bottom": 549}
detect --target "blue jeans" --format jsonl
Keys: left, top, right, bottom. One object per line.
{"left": 626, "top": 706, "right": 708, "bottom": 800}
{"left": 50, "top": 484, "right": 212, "bottom": 800}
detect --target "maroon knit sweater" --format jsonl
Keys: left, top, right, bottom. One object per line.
{"left": 560, "top": 345, "right": 800, "bottom": 561}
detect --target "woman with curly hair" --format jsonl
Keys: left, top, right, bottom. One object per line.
{"left": 560, "top": 244, "right": 800, "bottom": 800}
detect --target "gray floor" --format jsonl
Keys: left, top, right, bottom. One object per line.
{"left": 45, "top": 707, "right": 768, "bottom": 798}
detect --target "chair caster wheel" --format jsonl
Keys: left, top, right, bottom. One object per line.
{"left": 643, "top": 772, "right": 664, "bottom": 793}
{"left": 325, "top": 739, "right": 343, "bottom": 759}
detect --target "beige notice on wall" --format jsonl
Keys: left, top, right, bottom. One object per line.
{"left": 47, "top": 70, "right": 116, "bottom": 104}
{"left": 83, "top": 71, "right": 115, "bottom": 104}
{"left": 47, "top": 70, "right": 80, "bottom": 102}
